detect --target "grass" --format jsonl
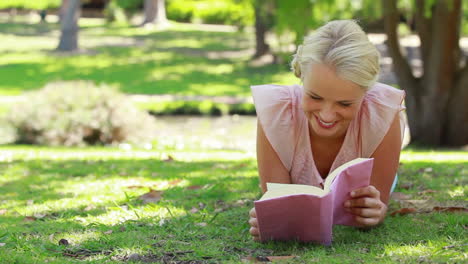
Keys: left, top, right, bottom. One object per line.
{"left": 0, "top": 17, "right": 296, "bottom": 96}
{"left": 0, "top": 146, "right": 466, "bottom": 263}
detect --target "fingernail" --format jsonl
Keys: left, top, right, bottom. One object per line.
{"left": 350, "top": 191, "right": 356, "bottom": 197}
{"left": 344, "top": 201, "right": 350, "bottom": 207}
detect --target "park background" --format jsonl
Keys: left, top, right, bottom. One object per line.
{"left": 0, "top": 0, "right": 466, "bottom": 263}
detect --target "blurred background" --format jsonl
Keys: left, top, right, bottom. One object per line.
{"left": 0, "top": 2, "right": 467, "bottom": 262}
{"left": 0, "top": 0, "right": 467, "bottom": 151}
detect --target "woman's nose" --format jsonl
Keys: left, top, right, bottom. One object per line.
{"left": 319, "top": 105, "right": 336, "bottom": 122}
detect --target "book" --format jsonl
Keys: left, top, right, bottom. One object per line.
{"left": 254, "top": 158, "right": 374, "bottom": 245}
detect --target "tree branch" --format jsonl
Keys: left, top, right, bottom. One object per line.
{"left": 382, "top": 0, "right": 417, "bottom": 91}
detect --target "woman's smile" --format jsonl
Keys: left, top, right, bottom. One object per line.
{"left": 315, "top": 115, "right": 338, "bottom": 129}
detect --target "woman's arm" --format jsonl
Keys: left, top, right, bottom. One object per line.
{"left": 256, "top": 120, "right": 292, "bottom": 193}
{"left": 250, "top": 120, "right": 291, "bottom": 241}
{"left": 344, "top": 113, "right": 402, "bottom": 226}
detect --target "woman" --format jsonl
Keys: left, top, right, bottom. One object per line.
{"left": 248, "top": 20, "right": 405, "bottom": 241}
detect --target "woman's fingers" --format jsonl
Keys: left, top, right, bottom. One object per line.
{"left": 345, "top": 197, "right": 381, "bottom": 209}
{"left": 249, "top": 226, "right": 260, "bottom": 236}
{"left": 346, "top": 207, "right": 381, "bottom": 218}
{"left": 354, "top": 216, "right": 380, "bottom": 226}
{"left": 249, "top": 217, "right": 258, "bottom": 227}
{"left": 350, "top": 185, "right": 380, "bottom": 199}
{"left": 249, "top": 207, "right": 260, "bottom": 240}
{"left": 249, "top": 207, "right": 256, "bottom": 218}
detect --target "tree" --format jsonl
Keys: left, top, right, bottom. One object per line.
{"left": 141, "top": 0, "right": 167, "bottom": 26}
{"left": 253, "top": 0, "right": 361, "bottom": 58}
{"left": 383, "top": 0, "right": 468, "bottom": 146}
{"left": 252, "top": 0, "right": 275, "bottom": 58}
{"left": 57, "top": 0, "right": 81, "bottom": 51}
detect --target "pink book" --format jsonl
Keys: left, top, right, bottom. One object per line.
{"left": 254, "top": 158, "right": 374, "bottom": 245}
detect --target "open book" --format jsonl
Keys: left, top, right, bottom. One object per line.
{"left": 254, "top": 158, "right": 374, "bottom": 245}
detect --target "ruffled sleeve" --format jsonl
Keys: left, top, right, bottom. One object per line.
{"left": 358, "top": 82, "right": 406, "bottom": 157}
{"left": 251, "top": 84, "right": 301, "bottom": 171}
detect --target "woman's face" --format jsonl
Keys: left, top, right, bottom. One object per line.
{"left": 301, "top": 63, "right": 366, "bottom": 140}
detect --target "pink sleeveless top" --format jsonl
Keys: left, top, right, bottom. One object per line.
{"left": 251, "top": 82, "right": 406, "bottom": 187}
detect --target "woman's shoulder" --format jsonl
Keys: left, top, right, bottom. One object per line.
{"left": 251, "top": 84, "right": 305, "bottom": 171}
{"left": 358, "top": 82, "right": 406, "bottom": 157}
{"left": 365, "top": 82, "right": 405, "bottom": 107}
{"left": 251, "top": 83, "right": 302, "bottom": 102}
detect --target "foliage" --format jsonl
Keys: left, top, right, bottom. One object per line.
{"left": 6, "top": 81, "right": 157, "bottom": 146}
{"left": 0, "top": 0, "right": 61, "bottom": 10}
{"left": 166, "top": 0, "right": 254, "bottom": 27}
{"left": 0, "top": 146, "right": 466, "bottom": 262}
{"left": 111, "top": 0, "right": 142, "bottom": 10}
{"left": 104, "top": 0, "right": 142, "bottom": 24}
{"left": 273, "top": 0, "right": 366, "bottom": 45}
{"left": 137, "top": 100, "right": 255, "bottom": 116}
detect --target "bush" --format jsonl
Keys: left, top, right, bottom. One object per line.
{"left": 104, "top": 0, "right": 141, "bottom": 24}
{"left": 6, "top": 81, "right": 157, "bottom": 146}
{"left": 166, "top": 0, "right": 254, "bottom": 27}
{"left": 0, "top": 0, "right": 61, "bottom": 10}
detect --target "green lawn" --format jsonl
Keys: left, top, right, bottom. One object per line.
{"left": 0, "top": 18, "right": 296, "bottom": 96}
{"left": 0, "top": 146, "right": 466, "bottom": 263}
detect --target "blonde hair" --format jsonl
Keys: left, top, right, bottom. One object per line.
{"left": 291, "top": 20, "right": 380, "bottom": 89}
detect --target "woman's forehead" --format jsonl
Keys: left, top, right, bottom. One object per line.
{"left": 303, "top": 64, "right": 364, "bottom": 99}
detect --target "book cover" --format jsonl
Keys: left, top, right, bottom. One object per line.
{"left": 254, "top": 158, "right": 374, "bottom": 245}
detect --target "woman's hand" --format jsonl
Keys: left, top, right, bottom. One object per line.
{"left": 248, "top": 207, "right": 260, "bottom": 241}
{"left": 344, "top": 185, "right": 387, "bottom": 227}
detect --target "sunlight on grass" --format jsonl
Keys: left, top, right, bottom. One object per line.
{"left": 204, "top": 64, "right": 235, "bottom": 74}
{"left": 385, "top": 242, "right": 433, "bottom": 257}
{"left": 384, "top": 240, "right": 467, "bottom": 262}
{"left": 272, "top": 72, "right": 299, "bottom": 85}
{"left": 54, "top": 230, "right": 103, "bottom": 245}
{"left": 401, "top": 150, "right": 468, "bottom": 163}
{"left": 78, "top": 205, "right": 186, "bottom": 226}
{"left": 0, "top": 21, "right": 293, "bottom": 96}
{"left": 447, "top": 186, "right": 465, "bottom": 198}
{"left": 0, "top": 145, "right": 466, "bottom": 263}
{"left": 0, "top": 147, "right": 254, "bottom": 162}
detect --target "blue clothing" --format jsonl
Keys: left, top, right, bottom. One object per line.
{"left": 390, "top": 174, "right": 398, "bottom": 193}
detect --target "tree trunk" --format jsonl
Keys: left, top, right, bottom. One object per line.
{"left": 141, "top": 0, "right": 167, "bottom": 26}
{"left": 59, "top": 0, "right": 69, "bottom": 23}
{"left": 383, "top": 0, "right": 467, "bottom": 146}
{"left": 57, "top": 0, "right": 80, "bottom": 51}
{"left": 253, "top": 4, "right": 270, "bottom": 58}
{"left": 446, "top": 61, "right": 468, "bottom": 145}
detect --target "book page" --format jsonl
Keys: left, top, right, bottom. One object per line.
{"left": 323, "top": 158, "right": 370, "bottom": 192}
{"left": 259, "top": 183, "right": 326, "bottom": 200}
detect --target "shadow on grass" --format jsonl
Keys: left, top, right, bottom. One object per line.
{"left": 0, "top": 152, "right": 466, "bottom": 262}
{"left": 0, "top": 155, "right": 262, "bottom": 261}
{"left": 0, "top": 22, "right": 292, "bottom": 95}
{"left": 0, "top": 50, "right": 286, "bottom": 95}
{"left": 0, "top": 158, "right": 258, "bottom": 210}
{"left": 0, "top": 21, "right": 58, "bottom": 36}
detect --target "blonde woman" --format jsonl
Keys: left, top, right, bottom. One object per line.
{"left": 249, "top": 20, "right": 405, "bottom": 241}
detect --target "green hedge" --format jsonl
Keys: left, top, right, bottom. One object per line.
{"left": 166, "top": 0, "right": 254, "bottom": 27}
{"left": 0, "top": 0, "right": 60, "bottom": 10}
{"left": 0, "top": 0, "right": 254, "bottom": 28}
{"left": 136, "top": 100, "right": 256, "bottom": 116}
{"left": 0, "top": 100, "right": 256, "bottom": 118}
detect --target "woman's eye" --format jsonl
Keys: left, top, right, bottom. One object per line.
{"left": 309, "top": 95, "right": 322, "bottom": 100}
{"left": 339, "top": 102, "right": 352, "bottom": 107}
